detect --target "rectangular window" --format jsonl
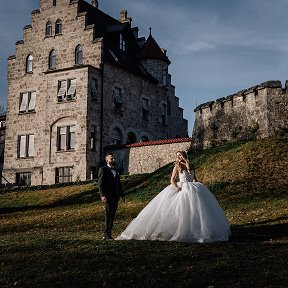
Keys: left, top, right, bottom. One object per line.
{"left": 114, "top": 87, "right": 122, "bottom": 109}
{"left": 18, "top": 134, "right": 34, "bottom": 158}
{"left": 57, "top": 79, "right": 76, "bottom": 102}
{"left": 57, "top": 125, "right": 76, "bottom": 151}
{"left": 161, "top": 103, "right": 167, "bottom": 125}
{"left": 90, "top": 126, "right": 97, "bottom": 151}
{"left": 19, "top": 92, "right": 36, "bottom": 113}
{"left": 55, "top": 167, "right": 73, "bottom": 183}
{"left": 16, "top": 172, "right": 31, "bottom": 186}
{"left": 90, "top": 166, "right": 97, "bottom": 180}
{"left": 91, "top": 78, "right": 99, "bottom": 100}
{"left": 142, "top": 98, "right": 150, "bottom": 121}
{"left": 120, "top": 34, "right": 126, "bottom": 51}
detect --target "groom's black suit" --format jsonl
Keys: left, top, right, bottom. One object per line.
{"left": 98, "top": 165, "right": 125, "bottom": 238}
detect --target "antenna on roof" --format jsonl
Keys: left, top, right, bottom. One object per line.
{"left": 149, "top": 27, "right": 152, "bottom": 36}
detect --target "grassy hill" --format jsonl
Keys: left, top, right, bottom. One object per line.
{"left": 0, "top": 137, "right": 287, "bottom": 287}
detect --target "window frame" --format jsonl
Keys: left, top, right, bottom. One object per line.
{"left": 75, "top": 44, "right": 83, "bottom": 65}
{"left": 55, "top": 19, "right": 62, "bottom": 35}
{"left": 17, "top": 134, "right": 34, "bottom": 158}
{"left": 55, "top": 167, "right": 73, "bottom": 183}
{"left": 16, "top": 172, "right": 32, "bottom": 186}
{"left": 49, "top": 49, "right": 56, "bottom": 69}
{"left": 26, "top": 55, "right": 33, "bottom": 73}
{"left": 46, "top": 21, "right": 52, "bottom": 37}
{"left": 57, "top": 125, "right": 76, "bottom": 151}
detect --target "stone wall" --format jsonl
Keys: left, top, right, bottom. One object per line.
{"left": 193, "top": 80, "right": 288, "bottom": 150}
{"left": 105, "top": 137, "right": 192, "bottom": 175}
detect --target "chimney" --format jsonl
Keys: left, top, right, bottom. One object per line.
{"left": 119, "top": 10, "right": 132, "bottom": 25}
{"left": 91, "top": 0, "right": 98, "bottom": 8}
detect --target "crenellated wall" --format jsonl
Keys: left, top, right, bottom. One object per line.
{"left": 193, "top": 80, "right": 288, "bottom": 150}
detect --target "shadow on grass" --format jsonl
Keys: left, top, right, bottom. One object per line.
{"left": 0, "top": 189, "right": 100, "bottom": 214}
{"left": 231, "top": 219, "right": 288, "bottom": 243}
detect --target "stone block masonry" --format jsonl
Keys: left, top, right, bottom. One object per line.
{"left": 193, "top": 80, "right": 288, "bottom": 150}
{"left": 105, "top": 137, "right": 192, "bottom": 175}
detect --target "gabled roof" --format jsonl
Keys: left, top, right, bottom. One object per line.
{"left": 138, "top": 34, "right": 171, "bottom": 64}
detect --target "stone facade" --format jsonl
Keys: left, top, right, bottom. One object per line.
{"left": 106, "top": 138, "right": 192, "bottom": 175}
{"left": 193, "top": 80, "right": 288, "bottom": 150}
{"left": 2, "top": 0, "right": 187, "bottom": 186}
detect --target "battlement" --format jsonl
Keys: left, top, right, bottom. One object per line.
{"left": 194, "top": 80, "right": 284, "bottom": 113}
{"left": 193, "top": 80, "right": 288, "bottom": 150}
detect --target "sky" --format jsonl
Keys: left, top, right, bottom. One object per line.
{"left": 1, "top": 0, "right": 288, "bottom": 135}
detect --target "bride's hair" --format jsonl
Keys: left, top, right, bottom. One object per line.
{"left": 175, "top": 150, "right": 190, "bottom": 173}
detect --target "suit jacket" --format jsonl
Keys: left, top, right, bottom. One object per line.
{"left": 98, "top": 165, "right": 125, "bottom": 201}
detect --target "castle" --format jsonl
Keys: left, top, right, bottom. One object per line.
{"left": 193, "top": 80, "right": 288, "bottom": 150}
{"left": 2, "top": 0, "right": 187, "bottom": 186}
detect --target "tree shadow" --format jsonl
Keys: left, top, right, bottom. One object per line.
{"left": 0, "top": 189, "right": 100, "bottom": 214}
{"left": 230, "top": 217, "right": 288, "bottom": 243}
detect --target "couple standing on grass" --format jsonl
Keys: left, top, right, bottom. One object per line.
{"left": 98, "top": 151, "right": 231, "bottom": 242}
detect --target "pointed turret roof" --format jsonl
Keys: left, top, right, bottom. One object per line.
{"left": 138, "top": 34, "right": 171, "bottom": 64}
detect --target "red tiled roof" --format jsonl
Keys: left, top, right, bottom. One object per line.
{"left": 105, "top": 137, "right": 193, "bottom": 149}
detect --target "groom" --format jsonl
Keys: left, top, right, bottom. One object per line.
{"left": 98, "top": 152, "right": 125, "bottom": 240}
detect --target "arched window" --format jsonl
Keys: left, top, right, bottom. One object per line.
{"left": 26, "top": 55, "right": 33, "bottom": 73}
{"left": 110, "top": 127, "right": 122, "bottom": 145}
{"left": 140, "top": 135, "right": 149, "bottom": 142}
{"left": 75, "top": 45, "right": 83, "bottom": 64}
{"left": 46, "top": 21, "right": 52, "bottom": 36}
{"left": 126, "top": 132, "right": 137, "bottom": 144}
{"left": 49, "top": 49, "right": 56, "bottom": 69}
{"left": 55, "top": 19, "right": 62, "bottom": 35}
{"left": 162, "top": 70, "right": 167, "bottom": 86}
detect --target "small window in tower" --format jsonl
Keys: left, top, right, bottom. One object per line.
{"left": 120, "top": 34, "right": 126, "bottom": 52}
{"left": 142, "top": 98, "right": 150, "bottom": 121}
{"left": 114, "top": 87, "right": 122, "bottom": 109}
{"left": 26, "top": 55, "right": 33, "bottom": 73}
{"left": 46, "top": 21, "right": 52, "bottom": 37}
{"left": 55, "top": 19, "right": 62, "bottom": 35}
{"left": 75, "top": 44, "right": 83, "bottom": 64}
{"left": 162, "top": 70, "right": 167, "bottom": 86}
{"left": 53, "top": 0, "right": 56, "bottom": 6}
{"left": 91, "top": 78, "right": 99, "bottom": 100}
{"left": 49, "top": 49, "right": 56, "bottom": 69}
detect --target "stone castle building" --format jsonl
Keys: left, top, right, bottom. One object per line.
{"left": 3, "top": 0, "right": 187, "bottom": 186}
{"left": 193, "top": 80, "right": 288, "bottom": 150}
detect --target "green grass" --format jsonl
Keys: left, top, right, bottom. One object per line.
{"left": 0, "top": 137, "right": 287, "bottom": 288}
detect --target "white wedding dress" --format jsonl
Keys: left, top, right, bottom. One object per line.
{"left": 116, "top": 170, "right": 231, "bottom": 243}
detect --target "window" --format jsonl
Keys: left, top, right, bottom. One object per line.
{"left": 142, "top": 98, "right": 149, "bottom": 120}
{"left": 53, "top": 0, "right": 57, "bottom": 6}
{"left": 162, "top": 70, "right": 167, "bottom": 86}
{"left": 90, "top": 126, "right": 97, "bottom": 151}
{"left": 18, "top": 134, "right": 34, "bottom": 158}
{"left": 91, "top": 78, "right": 99, "bottom": 100}
{"left": 55, "top": 19, "right": 62, "bottom": 35}
{"left": 49, "top": 49, "right": 56, "bottom": 69}
{"left": 57, "top": 79, "right": 76, "bottom": 102}
{"left": 75, "top": 45, "right": 83, "bottom": 64}
{"left": 55, "top": 167, "right": 73, "bottom": 183}
{"left": 90, "top": 166, "right": 97, "bottom": 180}
{"left": 114, "top": 87, "right": 122, "bottom": 109}
{"left": 141, "top": 135, "right": 149, "bottom": 142}
{"left": 110, "top": 127, "right": 122, "bottom": 145}
{"left": 19, "top": 91, "right": 36, "bottom": 113}
{"left": 161, "top": 103, "right": 167, "bottom": 125}
{"left": 167, "top": 100, "right": 171, "bottom": 116}
{"left": 46, "top": 21, "right": 52, "bottom": 36}
{"left": 16, "top": 172, "right": 31, "bottom": 186}
{"left": 57, "top": 125, "right": 76, "bottom": 151}
{"left": 26, "top": 55, "right": 33, "bottom": 73}
{"left": 120, "top": 34, "right": 126, "bottom": 51}
{"left": 126, "top": 132, "right": 137, "bottom": 144}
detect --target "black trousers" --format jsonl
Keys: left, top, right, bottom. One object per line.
{"left": 104, "top": 198, "right": 119, "bottom": 237}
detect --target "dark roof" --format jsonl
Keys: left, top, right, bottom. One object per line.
{"left": 77, "top": 0, "right": 159, "bottom": 82}
{"left": 138, "top": 34, "right": 171, "bottom": 64}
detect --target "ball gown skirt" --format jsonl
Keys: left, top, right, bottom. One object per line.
{"left": 116, "top": 171, "right": 231, "bottom": 243}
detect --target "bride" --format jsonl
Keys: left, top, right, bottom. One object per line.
{"left": 116, "top": 151, "right": 231, "bottom": 242}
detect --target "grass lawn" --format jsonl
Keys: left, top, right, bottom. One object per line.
{"left": 0, "top": 138, "right": 287, "bottom": 287}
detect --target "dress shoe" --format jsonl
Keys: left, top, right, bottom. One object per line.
{"left": 102, "top": 235, "right": 114, "bottom": 240}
